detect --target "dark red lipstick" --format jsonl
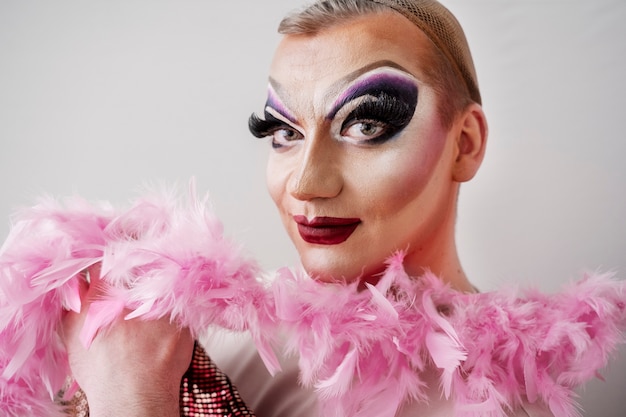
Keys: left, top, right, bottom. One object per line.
{"left": 293, "top": 215, "right": 361, "bottom": 245}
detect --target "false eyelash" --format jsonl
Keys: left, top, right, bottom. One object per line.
{"left": 340, "top": 93, "right": 416, "bottom": 143}
{"left": 248, "top": 112, "right": 287, "bottom": 138}
{"left": 342, "top": 93, "right": 414, "bottom": 130}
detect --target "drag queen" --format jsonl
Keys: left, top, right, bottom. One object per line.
{"left": 1, "top": 1, "right": 624, "bottom": 417}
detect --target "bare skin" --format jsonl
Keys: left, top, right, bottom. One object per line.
{"left": 61, "top": 265, "right": 194, "bottom": 417}
{"left": 264, "top": 12, "right": 487, "bottom": 291}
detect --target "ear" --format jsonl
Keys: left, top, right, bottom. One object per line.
{"left": 452, "top": 103, "right": 488, "bottom": 182}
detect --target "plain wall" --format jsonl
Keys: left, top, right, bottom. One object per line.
{"left": 1, "top": 0, "right": 624, "bottom": 415}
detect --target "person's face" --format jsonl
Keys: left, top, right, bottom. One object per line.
{"left": 257, "top": 12, "right": 462, "bottom": 283}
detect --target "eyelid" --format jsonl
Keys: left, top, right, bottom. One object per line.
{"left": 265, "top": 107, "right": 300, "bottom": 128}
{"left": 332, "top": 95, "right": 372, "bottom": 125}
{"left": 326, "top": 69, "right": 419, "bottom": 120}
{"left": 267, "top": 108, "right": 305, "bottom": 139}
{"left": 248, "top": 107, "right": 303, "bottom": 139}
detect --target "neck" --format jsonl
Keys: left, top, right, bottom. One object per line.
{"left": 402, "top": 195, "right": 474, "bottom": 293}
{"left": 406, "top": 246, "right": 474, "bottom": 293}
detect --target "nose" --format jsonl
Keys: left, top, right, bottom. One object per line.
{"left": 287, "top": 132, "right": 343, "bottom": 201}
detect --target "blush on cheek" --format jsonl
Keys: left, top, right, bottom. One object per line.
{"left": 266, "top": 158, "right": 284, "bottom": 206}
{"left": 266, "top": 155, "right": 301, "bottom": 243}
{"left": 379, "top": 133, "right": 446, "bottom": 205}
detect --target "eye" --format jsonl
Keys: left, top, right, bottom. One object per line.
{"left": 249, "top": 111, "right": 304, "bottom": 149}
{"left": 342, "top": 120, "right": 387, "bottom": 141}
{"left": 339, "top": 94, "right": 415, "bottom": 145}
{"left": 271, "top": 127, "right": 304, "bottom": 148}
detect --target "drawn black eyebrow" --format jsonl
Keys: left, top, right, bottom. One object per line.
{"left": 267, "top": 60, "right": 413, "bottom": 120}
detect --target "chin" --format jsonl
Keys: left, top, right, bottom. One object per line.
{"left": 302, "top": 268, "right": 354, "bottom": 284}
{"left": 294, "top": 240, "right": 392, "bottom": 285}
{"left": 300, "top": 257, "right": 385, "bottom": 285}
{"left": 299, "top": 258, "right": 358, "bottom": 284}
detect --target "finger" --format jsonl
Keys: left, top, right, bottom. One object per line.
{"left": 60, "top": 301, "right": 87, "bottom": 349}
{"left": 86, "top": 262, "right": 102, "bottom": 285}
{"left": 77, "top": 272, "right": 90, "bottom": 302}
{"left": 73, "top": 262, "right": 100, "bottom": 310}
{"left": 85, "top": 262, "right": 107, "bottom": 302}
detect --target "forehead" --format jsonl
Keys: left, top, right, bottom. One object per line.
{"left": 269, "top": 11, "right": 434, "bottom": 98}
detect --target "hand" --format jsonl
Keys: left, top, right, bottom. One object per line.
{"left": 61, "top": 264, "right": 194, "bottom": 417}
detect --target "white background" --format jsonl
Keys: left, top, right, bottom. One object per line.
{"left": 1, "top": 0, "right": 624, "bottom": 415}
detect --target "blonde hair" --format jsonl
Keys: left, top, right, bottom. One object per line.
{"left": 277, "top": 0, "right": 475, "bottom": 128}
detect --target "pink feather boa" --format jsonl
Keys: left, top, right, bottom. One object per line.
{"left": 0, "top": 187, "right": 625, "bottom": 417}
{"left": 273, "top": 254, "right": 626, "bottom": 417}
{"left": 0, "top": 185, "right": 279, "bottom": 417}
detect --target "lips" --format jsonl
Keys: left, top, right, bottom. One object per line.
{"left": 293, "top": 215, "right": 361, "bottom": 245}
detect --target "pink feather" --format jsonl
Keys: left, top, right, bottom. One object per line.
{"left": 1, "top": 186, "right": 624, "bottom": 417}
{"left": 275, "top": 253, "right": 626, "bottom": 417}
{"left": 0, "top": 182, "right": 279, "bottom": 416}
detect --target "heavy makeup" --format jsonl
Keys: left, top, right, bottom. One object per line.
{"left": 251, "top": 65, "right": 419, "bottom": 149}
{"left": 250, "top": 12, "right": 465, "bottom": 284}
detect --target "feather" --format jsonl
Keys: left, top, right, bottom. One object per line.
{"left": 1, "top": 185, "right": 625, "bottom": 417}
{"left": 365, "top": 282, "right": 398, "bottom": 320}
{"left": 276, "top": 254, "right": 626, "bottom": 417}
{"left": 315, "top": 347, "right": 359, "bottom": 397}
{"left": 80, "top": 298, "right": 126, "bottom": 348}
{"left": 0, "top": 181, "right": 279, "bottom": 416}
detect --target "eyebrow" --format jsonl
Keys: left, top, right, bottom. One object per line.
{"left": 267, "top": 60, "right": 413, "bottom": 121}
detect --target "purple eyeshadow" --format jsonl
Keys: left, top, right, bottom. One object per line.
{"left": 327, "top": 73, "right": 418, "bottom": 120}
{"left": 266, "top": 88, "right": 297, "bottom": 124}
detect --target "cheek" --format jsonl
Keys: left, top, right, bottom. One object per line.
{"left": 265, "top": 157, "right": 285, "bottom": 208}
{"left": 361, "top": 133, "right": 446, "bottom": 214}
{"left": 266, "top": 154, "right": 301, "bottom": 224}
